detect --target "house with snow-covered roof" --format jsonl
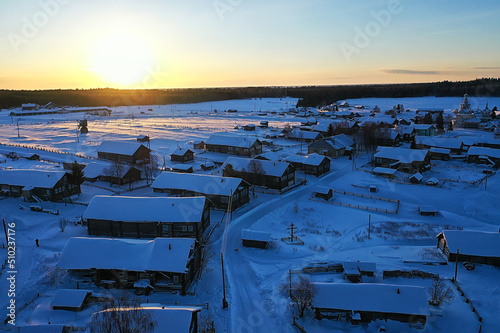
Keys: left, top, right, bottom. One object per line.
{"left": 97, "top": 141, "right": 151, "bottom": 165}
{"left": 312, "top": 283, "right": 429, "bottom": 326}
{"left": 82, "top": 162, "right": 141, "bottom": 185}
{"left": 170, "top": 148, "right": 194, "bottom": 163}
{"left": 415, "top": 137, "right": 463, "bottom": 154}
{"left": 57, "top": 237, "right": 201, "bottom": 294}
{"left": 205, "top": 134, "right": 262, "bottom": 157}
{"left": 222, "top": 157, "right": 295, "bottom": 190}
{"left": 287, "top": 129, "right": 323, "bottom": 143}
{"left": 285, "top": 153, "right": 330, "bottom": 176}
{"left": 437, "top": 230, "right": 500, "bottom": 266}
{"left": 467, "top": 146, "right": 500, "bottom": 167}
{"left": 0, "top": 169, "right": 80, "bottom": 202}
{"left": 308, "top": 134, "right": 355, "bottom": 158}
{"left": 373, "top": 147, "right": 430, "bottom": 173}
{"left": 151, "top": 172, "right": 249, "bottom": 211}
{"left": 413, "top": 124, "right": 436, "bottom": 137}
{"left": 84, "top": 196, "right": 210, "bottom": 240}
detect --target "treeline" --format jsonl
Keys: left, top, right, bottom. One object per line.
{"left": 1, "top": 78, "right": 500, "bottom": 109}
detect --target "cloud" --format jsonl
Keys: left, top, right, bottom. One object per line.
{"left": 380, "top": 69, "right": 440, "bottom": 75}
{"left": 472, "top": 66, "right": 500, "bottom": 70}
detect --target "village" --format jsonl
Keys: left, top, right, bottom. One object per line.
{"left": 0, "top": 95, "right": 499, "bottom": 333}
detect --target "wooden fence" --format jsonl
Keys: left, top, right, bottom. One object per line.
{"left": 3, "top": 293, "right": 40, "bottom": 324}
{"left": 310, "top": 197, "right": 399, "bottom": 215}
{"left": 452, "top": 279, "right": 483, "bottom": 332}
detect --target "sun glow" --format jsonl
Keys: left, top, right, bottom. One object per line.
{"left": 89, "top": 33, "right": 154, "bottom": 87}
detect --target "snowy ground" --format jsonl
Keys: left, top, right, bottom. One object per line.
{"left": 0, "top": 97, "right": 499, "bottom": 332}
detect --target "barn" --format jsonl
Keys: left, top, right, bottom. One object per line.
{"left": 97, "top": 141, "right": 151, "bottom": 165}
{"left": 312, "top": 283, "right": 429, "bottom": 326}
{"left": 285, "top": 153, "right": 330, "bottom": 176}
{"left": 84, "top": 196, "right": 210, "bottom": 240}
{"left": 82, "top": 162, "right": 141, "bottom": 185}
{"left": 241, "top": 229, "right": 272, "bottom": 249}
{"left": 436, "top": 230, "right": 500, "bottom": 266}
{"left": 205, "top": 134, "right": 262, "bottom": 157}
{"left": 57, "top": 237, "right": 201, "bottom": 295}
{"left": 151, "top": 172, "right": 250, "bottom": 211}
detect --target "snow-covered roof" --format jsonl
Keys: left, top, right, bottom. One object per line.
{"left": 416, "top": 137, "right": 462, "bottom": 150}
{"left": 255, "top": 151, "right": 287, "bottom": 161}
{"left": 83, "top": 196, "right": 206, "bottom": 223}
{"left": 97, "top": 141, "right": 148, "bottom": 155}
{"left": 468, "top": 146, "right": 500, "bottom": 159}
{"left": 410, "top": 172, "right": 424, "bottom": 181}
{"left": 171, "top": 148, "right": 193, "bottom": 156}
{"left": 373, "top": 167, "right": 397, "bottom": 175}
{"left": 285, "top": 153, "right": 328, "bottom": 166}
{"left": 374, "top": 147, "right": 428, "bottom": 164}
{"left": 309, "top": 134, "right": 354, "bottom": 151}
{"left": 429, "top": 147, "right": 451, "bottom": 155}
{"left": 413, "top": 124, "right": 435, "bottom": 130}
{"left": 83, "top": 162, "right": 136, "bottom": 178}
{"left": 312, "top": 283, "right": 429, "bottom": 316}
{"left": 0, "top": 169, "right": 66, "bottom": 188}
{"left": 288, "top": 129, "right": 322, "bottom": 140}
{"left": 151, "top": 172, "right": 244, "bottom": 196}
{"left": 58, "top": 237, "right": 195, "bottom": 273}
{"left": 50, "top": 289, "right": 91, "bottom": 309}
{"left": 342, "top": 262, "right": 376, "bottom": 275}
{"left": 206, "top": 134, "right": 260, "bottom": 148}
{"left": 222, "top": 157, "right": 291, "bottom": 177}
{"left": 241, "top": 229, "right": 272, "bottom": 242}
{"left": 438, "top": 230, "right": 500, "bottom": 258}
{"left": 171, "top": 164, "right": 194, "bottom": 171}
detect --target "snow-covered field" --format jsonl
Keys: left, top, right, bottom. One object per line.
{"left": 0, "top": 97, "right": 499, "bottom": 332}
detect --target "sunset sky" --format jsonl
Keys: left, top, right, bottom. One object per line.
{"left": 1, "top": 0, "right": 499, "bottom": 90}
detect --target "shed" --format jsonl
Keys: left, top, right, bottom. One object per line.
{"left": 313, "top": 187, "right": 332, "bottom": 201}
{"left": 409, "top": 172, "right": 423, "bottom": 184}
{"left": 426, "top": 177, "right": 439, "bottom": 186}
{"left": 241, "top": 229, "right": 272, "bottom": 249}
{"left": 372, "top": 167, "right": 397, "bottom": 178}
{"left": 50, "top": 289, "right": 92, "bottom": 311}
{"left": 171, "top": 164, "right": 194, "bottom": 173}
{"left": 342, "top": 262, "right": 376, "bottom": 282}
{"left": 418, "top": 205, "right": 438, "bottom": 216}
{"left": 193, "top": 140, "right": 205, "bottom": 150}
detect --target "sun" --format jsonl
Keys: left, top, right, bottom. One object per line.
{"left": 89, "top": 33, "right": 154, "bottom": 87}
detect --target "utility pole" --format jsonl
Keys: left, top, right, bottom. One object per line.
{"left": 16, "top": 121, "right": 20, "bottom": 138}
{"left": 454, "top": 249, "right": 459, "bottom": 282}
{"left": 368, "top": 214, "right": 371, "bottom": 239}
{"left": 485, "top": 175, "right": 488, "bottom": 190}
{"left": 2, "top": 219, "right": 8, "bottom": 246}
{"left": 221, "top": 253, "right": 228, "bottom": 309}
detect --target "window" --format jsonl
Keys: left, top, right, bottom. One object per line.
{"left": 181, "top": 225, "right": 187, "bottom": 232}
{"left": 162, "top": 224, "right": 171, "bottom": 232}
{"left": 221, "top": 196, "right": 229, "bottom": 203}
{"left": 188, "top": 225, "right": 194, "bottom": 232}
{"left": 173, "top": 276, "right": 179, "bottom": 284}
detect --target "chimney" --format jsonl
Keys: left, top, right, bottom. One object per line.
{"left": 397, "top": 288, "right": 400, "bottom": 294}
{"left": 169, "top": 244, "right": 172, "bottom": 250}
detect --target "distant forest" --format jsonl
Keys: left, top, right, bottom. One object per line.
{"left": 1, "top": 78, "right": 500, "bottom": 109}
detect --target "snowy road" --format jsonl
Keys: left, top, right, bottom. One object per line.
{"left": 221, "top": 165, "right": 352, "bottom": 333}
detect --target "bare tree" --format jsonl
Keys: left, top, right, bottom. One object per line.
{"left": 199, "top": 244, "right": 215, "bottom": 274}
{"left": 428, "top": 279, "right": 454, "bottom": 306}
{"left": 104, "top": 159, "right": 124, "bottom": 179}
{"left": 90, "top": 292, "right": 156, "bottom": 333}
{"left": 142, "top": 152, "right": 160, "bottom": 184}
{"left": 291, "top": 276, "right": 317, "bottom": 317}
{"left": 247, "top": 159, "right": 266, "bottom": 188}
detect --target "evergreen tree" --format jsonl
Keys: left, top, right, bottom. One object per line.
{"left": 423, "top": 112, "right": 433, "bottom": 124}
{"left": 69, "top": 161, "right": 85, "bottom": 186}
{"left": 436, "top": 113, "right": 444, "bottom": 132}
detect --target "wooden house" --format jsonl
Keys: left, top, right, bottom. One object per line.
{"left": 308, "top": 134, "right": 355, "bottom": 158}
{"left": 312, "top": 283, "right": 429, "bottom": 326}
{"left": 374, "top": 147, "right": 431, "bottom": 173}
{"left": 285, "top": 153, "right": 330, "bottom": 176}
{"left": 84, "top": 196, "right": 210, "bottom": 240}
{"left": 241, "top": 229, "right": 272, "bottom": 249}
{"left": 287, "top": 129, "right": 323, "bottom": 143}
{"left": 372, "top": 167, "right": 397, "bottom": 179}
{"left": 409, "top": 172, "right": 423, "bottom": 184}
{"left": 221, "top": 157, "right": 295, "bottom": 190}
{"left": 57, "top": 237, "right": 201, "bottom": 295}
{"left": 467, "top": 147, "right": 500, "bottom": 167}
{"left": 415, "top": 137, "right": 463, "bottom": 155}
{"left": 151, "top": 172, "right": 250, "bottom": 211}
{"left": 205, "top": 134, "right": 262, "bottom": 157}
{"left": 413, "top": 124, "right": 436, "bottom": 137}
{"left": 437, "top": 230, "right": 500, "bottom": 266}
{"left": 399, "top": 126, "right": 417, "bottom": 142}
{"left": 97, "top": 141, "right": 151, "bottom": 165}
{"left": 83, "top": 162, "right": 141, "bottom": 185}
{"left": 0, "top": 169, "right": 80, "bottom": 202}
{"left": 170, "top": 148, "right": 194, "bottom": 163}
{"left": 428, "top": 148, "right": 451, "bottom": 161}
{"left": 170, "top": 164, "right": 194, "bottom": 173}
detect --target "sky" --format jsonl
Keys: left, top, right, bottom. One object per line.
{"left": 0, "top": 0, "right": 500, "bottom": 90}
